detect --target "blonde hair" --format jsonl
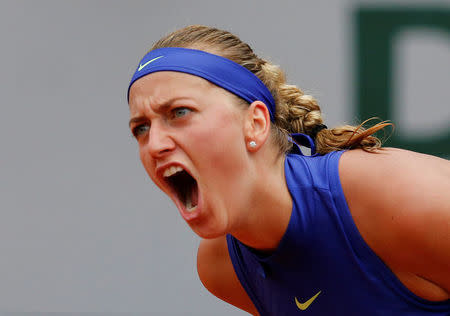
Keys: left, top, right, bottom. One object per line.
{"left": 151, "top": 25, "right": 392, "bottom": 154}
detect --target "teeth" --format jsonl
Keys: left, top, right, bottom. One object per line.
{"left": 162, "top": 165, "right": 198, "bottom": 213}
{"left": 185, "top": 194, "right": 197, "bottom": 212}
{"left": 163, "top": 166, "right": 183, "bottom": 178}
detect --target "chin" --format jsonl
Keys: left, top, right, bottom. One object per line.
{"left": 192, "top": 228, "right": 226, "bottom": 239}
{"left": 187, "top": 215, "right": 229, "bottom": 239}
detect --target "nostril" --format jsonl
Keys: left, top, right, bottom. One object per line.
{"left": 160, "top": 147, "right": 173, "bottom": 155}
{"left": 147, "top": 131, "right": 176, "bottom": 157}
{"left": 149, "top": 145, "right": 174, "bottom": 158}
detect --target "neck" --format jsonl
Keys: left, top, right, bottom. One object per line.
{"left": 230, "top": 152, "right": 293, "bottom": 252}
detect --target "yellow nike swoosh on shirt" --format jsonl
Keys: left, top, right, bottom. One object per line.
{"left": 295, "top": 290, "right": 321, "bottom": 311}
{"left": 138, "top": 56, "right": 164, "bottom": 71}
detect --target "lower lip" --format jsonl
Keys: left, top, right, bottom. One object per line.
{"left": 176, "top": 192, "right": 202, "bottom": 222}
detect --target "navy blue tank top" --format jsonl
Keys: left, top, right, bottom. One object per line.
{"left": 227, "top": 151, "right": 450, "bottom": 315}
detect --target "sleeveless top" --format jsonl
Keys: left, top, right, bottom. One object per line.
{"left": 227, "top": 151, "right": 450, "bottom": 315}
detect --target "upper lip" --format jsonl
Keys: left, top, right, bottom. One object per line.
{"left": 155, "top": 161, "right": 196, "bottom": 196}
{"left": 156, "top": 161, "right": 190, "bottom": 180}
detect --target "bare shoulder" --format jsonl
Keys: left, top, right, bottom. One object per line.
{"left": 339, "top": 148, "right": 450, "bottom": 214}
{"left": 339, "top": 148, "right": 450, "bottom": 205}
{"left": 197, "top": 236, "right": 259, "bottom": 315}
{"left": 340, "top": 147, "right": 450, "bottom": 175}
{"left": 339, "top": 148, "right": 450, "bottom": 300}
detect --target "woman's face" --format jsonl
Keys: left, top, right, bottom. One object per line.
{"left": 128, "top": 71, "right": 253, "bottom": 238}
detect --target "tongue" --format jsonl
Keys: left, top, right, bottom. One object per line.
{"left": 191, "top": 184, "right": 198, "bottom": 207}
{"left": 185, "top": 183, "right": 198, "bottom": 211}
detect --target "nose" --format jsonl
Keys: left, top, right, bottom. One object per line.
{"left": 144, "top": 121, "right": 176, "bottom": 159}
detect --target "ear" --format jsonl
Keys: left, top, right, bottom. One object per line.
{"left": 244, "top": 101, "right": 271, "bottom": 152}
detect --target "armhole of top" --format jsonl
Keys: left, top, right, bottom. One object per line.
{"left": 226, "top": 234, "right": 267, "bottom": 315}
{"left": 328, "top": 150, "right": 450, "bottom": 310}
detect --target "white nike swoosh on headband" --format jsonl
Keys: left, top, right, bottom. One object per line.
{"left": 138, "top": 56, "right": 164, "bottom": 71}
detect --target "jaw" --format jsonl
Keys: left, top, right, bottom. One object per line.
{"left": 149, "top": 158, "right": 245, "bottom": 237}
{"left": 160, "top": 170, "right": 230, "bottom": 238}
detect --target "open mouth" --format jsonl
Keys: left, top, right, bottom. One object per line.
{"left": 163, "top": 166, "right": 198, "bottom": 212}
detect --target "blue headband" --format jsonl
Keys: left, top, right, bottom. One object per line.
{"left": 127, "top": 47, "right": 321, "bottom": 155}
{"left": 127, "top": 47, "right": 276, "bottom": 121}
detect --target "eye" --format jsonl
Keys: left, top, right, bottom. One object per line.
{"left": 172, "top": 107, "right": 191, "bottom": 119}
{"left": 132, "top": 124, "right": 150, "bottom": 138}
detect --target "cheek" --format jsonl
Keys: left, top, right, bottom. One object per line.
{"left": 188, "top": 113, "right": 246, "bottom": 172}
{"left": 139, "top": 147, "right": 147, "bottom": 167}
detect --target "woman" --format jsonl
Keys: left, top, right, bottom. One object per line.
{"left": 127, "top": 25, "right": 450, "bottom": 315}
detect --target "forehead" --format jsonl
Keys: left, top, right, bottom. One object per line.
{"left": 128, "top": 71, "right": 242, "bottom": 119}
{"left": 129, "top": 71, "right": 214, "bottom": 106}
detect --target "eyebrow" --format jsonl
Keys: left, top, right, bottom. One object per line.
{"left": 128, "top": 97, "right": 189, "bottom": 127}
{"left": 128, "top": 116, "right": 147, "bottom": 127}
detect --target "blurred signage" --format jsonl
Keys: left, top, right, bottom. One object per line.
{"left": 355, "top": 7, "right": 450, "bottom": 157}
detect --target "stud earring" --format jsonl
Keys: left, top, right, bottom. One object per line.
{"left": 249, "top": 141, "right": 257, "bottom": 148}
